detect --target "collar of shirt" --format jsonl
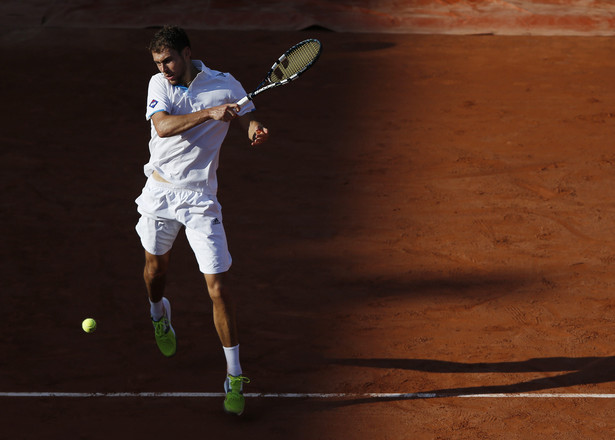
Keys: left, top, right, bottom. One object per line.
{"left": 176, "top": 60, "right": 211, "bottom": 90}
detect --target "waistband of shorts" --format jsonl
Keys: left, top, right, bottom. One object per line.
{"left": 146, "top": 174, "right": 212, "bottom": 194}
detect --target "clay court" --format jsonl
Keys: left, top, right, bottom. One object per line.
{"left": 3, "top": 1, "right": 615, "bottom": 439}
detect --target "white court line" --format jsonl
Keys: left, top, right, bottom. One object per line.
{"left": 1, "top": 392, "right": 615, "bottom": 399}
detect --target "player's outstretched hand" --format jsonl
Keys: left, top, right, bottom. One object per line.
{"left": 210, "top": 104, "right": 240, "bottom": 122}
{"left": 251, "top": 126, "right": 269, "bottom": 147}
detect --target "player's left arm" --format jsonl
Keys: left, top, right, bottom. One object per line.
{"left": 238, "top": 112, "right": 269, "bottom": 147}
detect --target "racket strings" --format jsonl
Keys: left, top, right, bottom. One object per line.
{"left": 269, "top": 40, "right": 321, "bottom": 83}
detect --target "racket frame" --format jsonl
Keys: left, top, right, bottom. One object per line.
{"left": 237, "top": 39, "right": 322, "bottom": 107}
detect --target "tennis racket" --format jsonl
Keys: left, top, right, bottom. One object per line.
{"left": 236, "top": 39, "right": 322, "bottom": 107}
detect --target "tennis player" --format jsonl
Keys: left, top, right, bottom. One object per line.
{"left": 135, "top": 25, "right": 269, "bottom": 416}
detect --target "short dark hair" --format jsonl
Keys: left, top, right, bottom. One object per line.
{"left": 148, "top": 25, "right": 191, "bottom": 53}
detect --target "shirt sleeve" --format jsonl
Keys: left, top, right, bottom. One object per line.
{"left": 145, "top": 74, "right": 172, "bottom": 120}
{"left": 227, "top": 73, "right": 256, "bottom": 116}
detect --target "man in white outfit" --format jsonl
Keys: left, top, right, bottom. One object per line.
{"left": 135, "top": 25, "right": 269, "bottom": 416}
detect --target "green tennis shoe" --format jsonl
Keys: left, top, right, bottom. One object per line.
{"left": 224, "top": 375, "right": 251, "bottom": 416}
{"left": 152, "top": 297, "right": 176, "bottom": 357}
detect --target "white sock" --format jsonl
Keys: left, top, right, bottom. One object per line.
{"left": 223, "top": 344, "right": 242, "bottom": 377}
{"left": 150, "top": 299, "right": 164, "bottom": 321}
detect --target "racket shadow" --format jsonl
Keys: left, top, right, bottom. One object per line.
{"left": 321, "top": 356, "right": 615, "bottom": 408}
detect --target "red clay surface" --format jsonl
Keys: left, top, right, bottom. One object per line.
{"left": 3, "top": 4, "right": 615, "bottom": 440}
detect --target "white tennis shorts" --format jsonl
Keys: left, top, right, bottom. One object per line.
{"left": 135, "top": 177, "right": 232, "bottom": 274}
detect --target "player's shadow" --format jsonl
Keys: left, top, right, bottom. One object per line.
{"left": 324, "top": 356, "right": 615, "bottom": 407}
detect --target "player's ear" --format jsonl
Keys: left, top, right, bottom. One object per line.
{"left": 182, "top": 46, "right": 192, "bottom": 60}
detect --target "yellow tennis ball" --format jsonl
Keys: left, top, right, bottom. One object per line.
{"left": 82, "top": 318, "right": 97, "bottom": 333}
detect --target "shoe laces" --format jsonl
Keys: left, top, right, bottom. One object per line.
{"left": 227, "top": 375, "right": 251, "bottom": 393}
{"left": 153, "top": 317, "right": 170, "bottom": 337}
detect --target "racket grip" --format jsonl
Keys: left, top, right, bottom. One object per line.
{"left": 236, "top": 96, "right": 251, "bottom": 107}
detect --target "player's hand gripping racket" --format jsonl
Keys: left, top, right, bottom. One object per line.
{"left": 236, "top": 39, "right": 322, "bottom": 107}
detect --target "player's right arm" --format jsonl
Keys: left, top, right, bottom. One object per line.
{"left": 151, "top": 104, "right": 240, "bottom": 138}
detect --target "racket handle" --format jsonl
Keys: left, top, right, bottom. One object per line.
{"left": 236, "top": 96, "right": 251, "bottom": 107}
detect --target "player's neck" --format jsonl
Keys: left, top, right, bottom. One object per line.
{"left": 183, "top": 62, "right": 200, "bottom": 87}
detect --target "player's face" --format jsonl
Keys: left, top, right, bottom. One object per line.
{"left": 152, "top": 47, "right": 191, "bottom": 85}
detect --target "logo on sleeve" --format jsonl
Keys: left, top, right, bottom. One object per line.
{"left": 149, "top": 99, "right": 159, "bottom": 108}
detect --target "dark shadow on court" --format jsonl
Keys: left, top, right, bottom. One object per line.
{"left": 321, "top": 356, "right": 615, "bottom": 407}
{"left": 327, "top": 269, "right": 545, "bottom": 306}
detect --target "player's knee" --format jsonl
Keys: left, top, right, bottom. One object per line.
{"left": 144, "top": 256, "right": 168, "bottom": 279}
{"left": 207, "top": 280, "right": 232, "bottom": 305}
{"left": 205, "top": 274, "right": 223, "bottom": 298}
{"left": 207, "top": 283, "right": 224, "bottom": 301}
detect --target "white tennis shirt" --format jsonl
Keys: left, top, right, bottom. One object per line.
{"left": 144, "top": 60, "right": 255, "bottom": 194}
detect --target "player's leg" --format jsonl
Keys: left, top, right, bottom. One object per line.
{"left": 182, "top": 193, "right": 248, "bottom": 414}
{"left": 183, "top": 206, "right": 237, "bottom": 349}
{"left": 205, "top": 272, "right": 238, "bottom": 348}
{"left": 144, "top": 250, "right": 170, "bottom": 304}
{"left": 205, "top": 272, "right": 250, "bottom": 415}
{"left": 136, "top": 218, "right": 180, "bottom": 358}
{"left": 143, "top": 250, "right": 177, "bottom": 357}
{"left": 135, "top": 180, "right": 184, "bottom": 357}
{"left": 185, "top": 227, "right": 243, "bottom": 373}
{"left": 136, "top": 212, "right": 181, "bottom": 358}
